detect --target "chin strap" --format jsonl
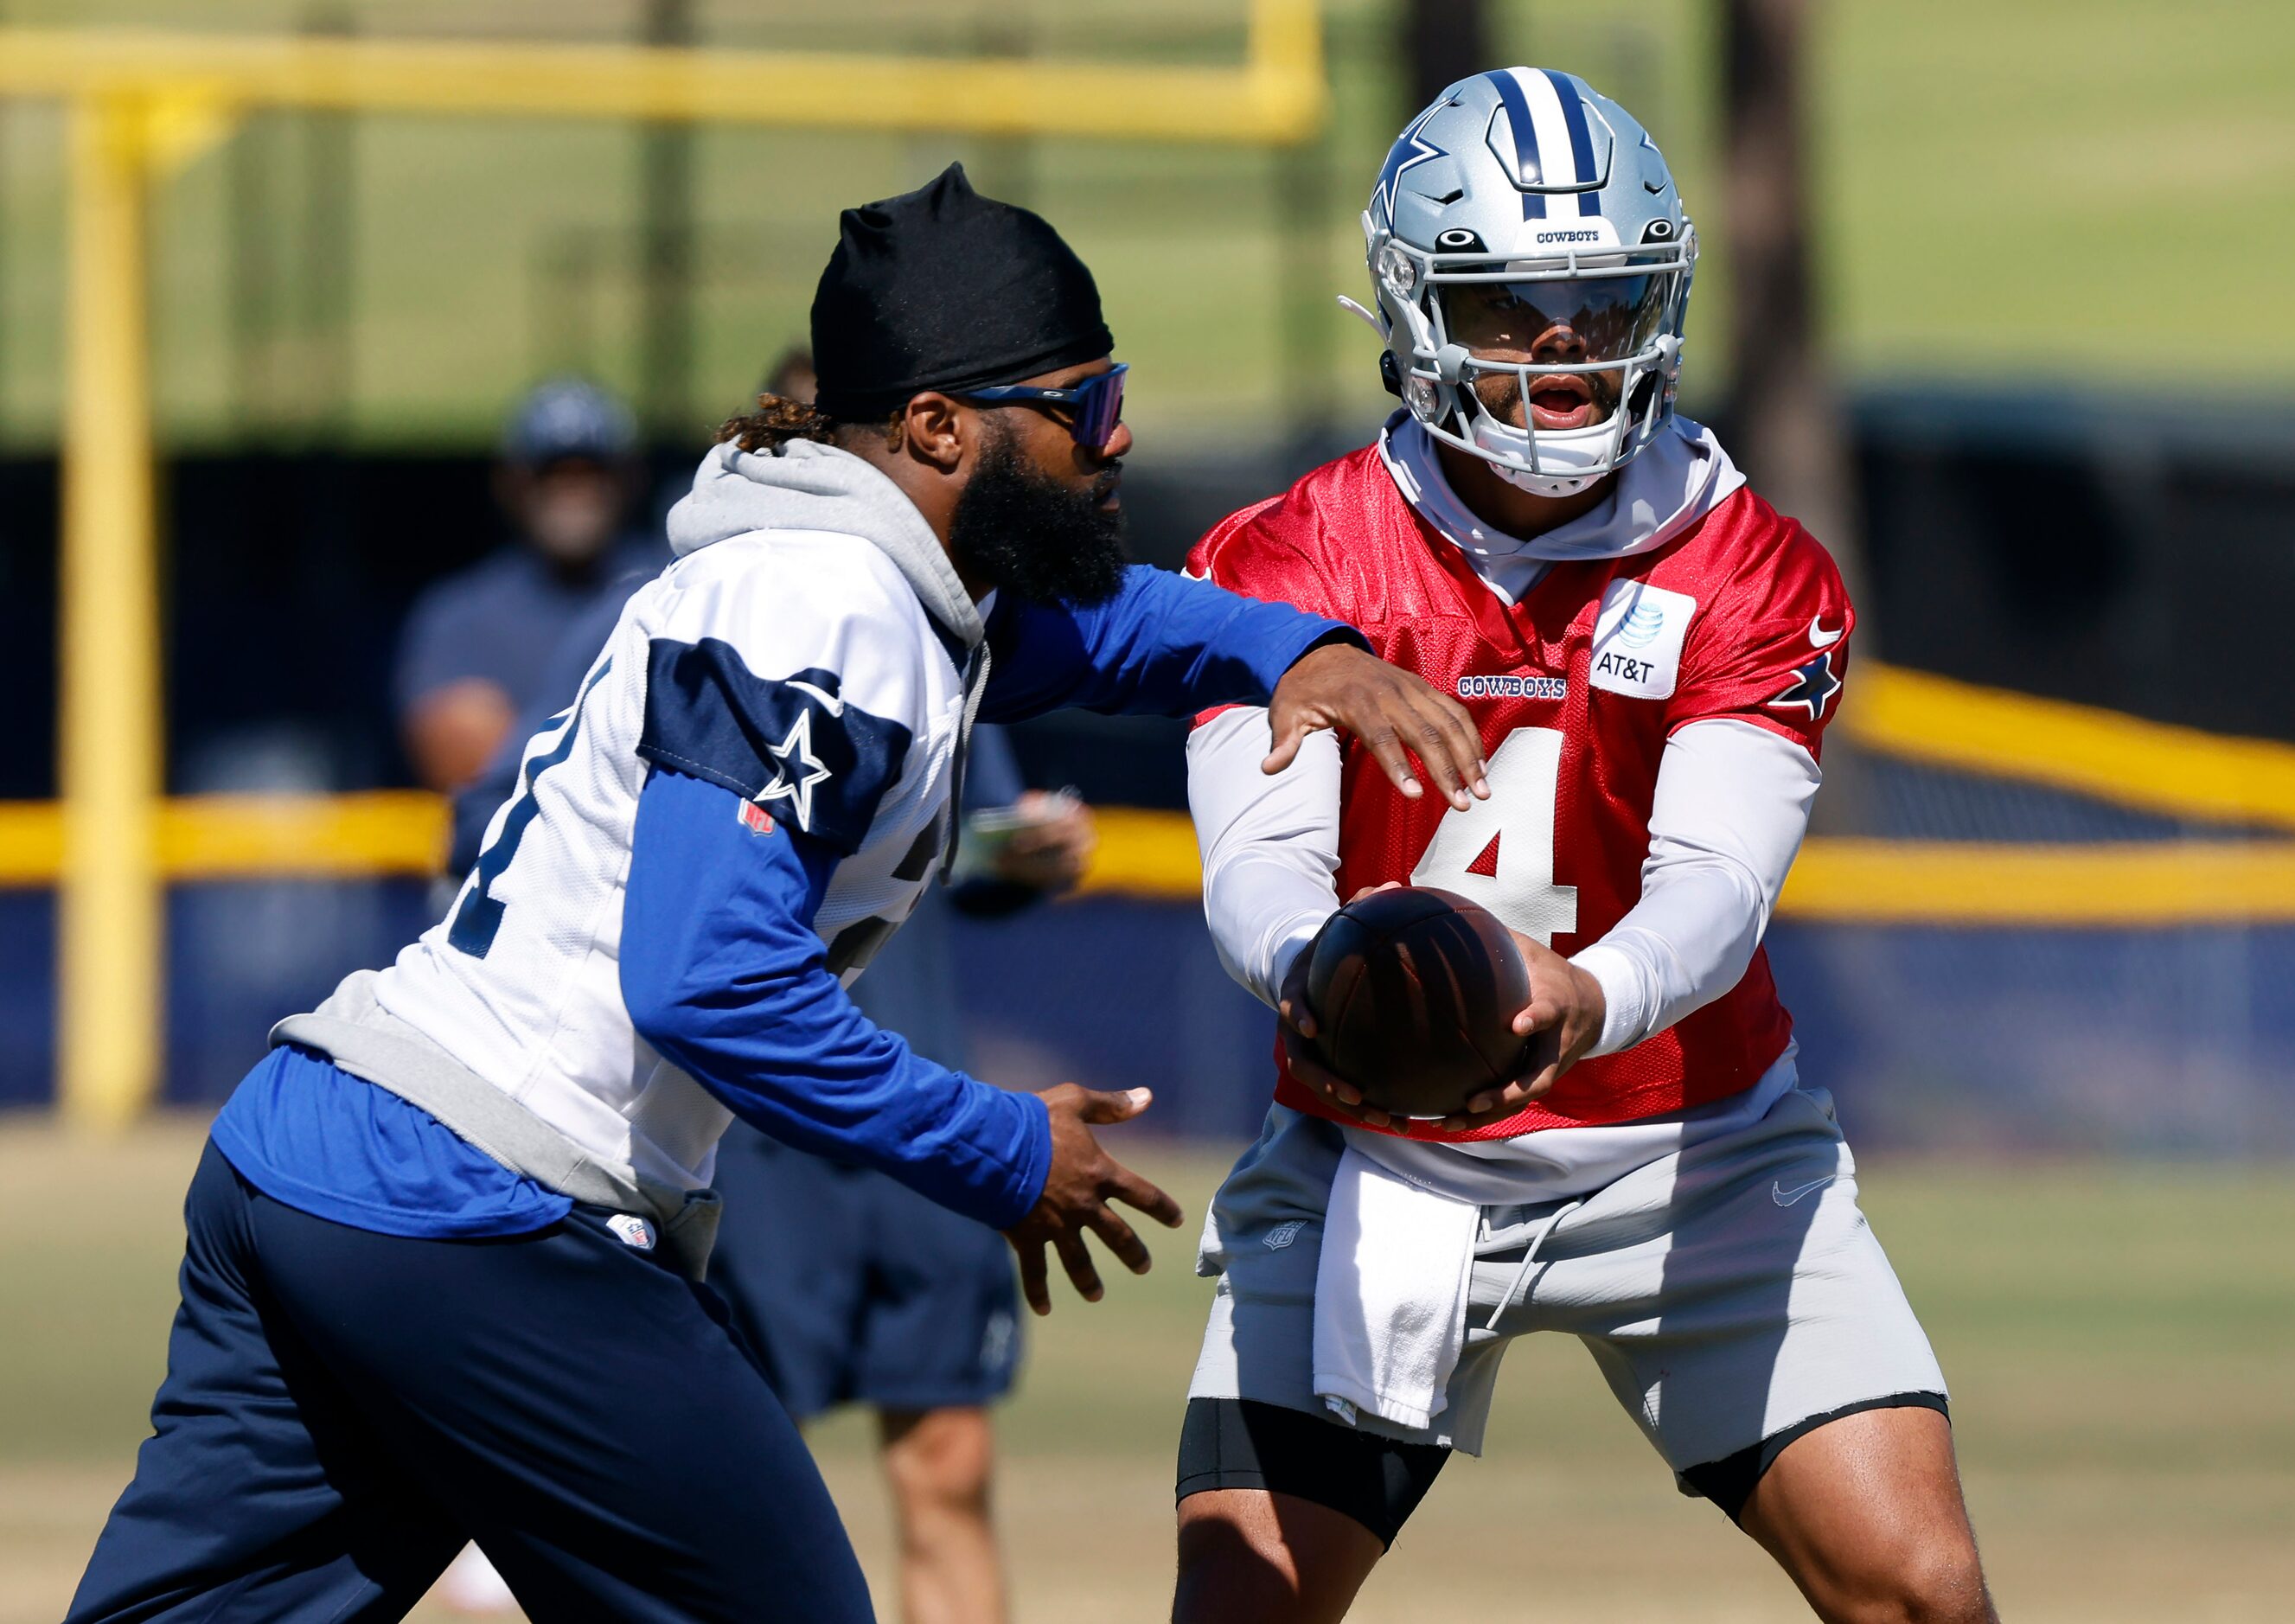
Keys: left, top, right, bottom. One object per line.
{"left": 1335, "top": 294, "right": 1384, "bottom": 336}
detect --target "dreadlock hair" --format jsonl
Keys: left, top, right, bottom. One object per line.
{"left": 716, "top": 393, "right": 899, "bottom": 454}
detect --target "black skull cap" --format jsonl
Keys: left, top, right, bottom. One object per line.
{"left": 809, "top": 163, "right": 1115, "bottom": 420}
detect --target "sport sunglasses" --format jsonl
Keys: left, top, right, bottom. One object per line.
{"left": 953, "top": 363, "right": 1128, "bottom": 453}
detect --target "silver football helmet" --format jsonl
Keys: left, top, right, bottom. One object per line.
{"left": 1358, "top": 69, "right": 1697, "bottom": 497}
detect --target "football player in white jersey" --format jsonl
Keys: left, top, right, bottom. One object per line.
{"left": 67, "top": 165, "right": 1492, "bottom": 1624}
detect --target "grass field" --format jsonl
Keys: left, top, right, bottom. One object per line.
{"left": 0, "top": 0, "right": 2290, "bottom": 450}
{"left": 5, "top": 1114, "right": 2293, "bottom": 1621}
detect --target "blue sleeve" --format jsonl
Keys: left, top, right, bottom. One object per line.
{"left": 960, "top": 722, "right": 1026, "bottom": 814}
{"left": 976, "top": 563, "right": 1363, "bottom": 724}
{"left": 619, "top": 766, "right": 1052, "bottom": 1230}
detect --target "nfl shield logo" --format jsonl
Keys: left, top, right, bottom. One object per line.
{"left": 607, "top": 1213, "right": 656, "bottom": 1251}
{"left": 738, "top": 800, "right": 776, "bottom": 835}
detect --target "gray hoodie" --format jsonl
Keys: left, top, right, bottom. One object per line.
{"left": 668, "top": 438, "right": 998, "bottom": 867}
{"left": 668, "top": 438, "right": 983, "bottom": 655}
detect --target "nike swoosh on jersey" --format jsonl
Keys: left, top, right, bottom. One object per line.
{"left": 1807, "top": 616, "right": 1844, "bottom": 648}
{"left": 1771, "top": 1174, "right": 1839, "bottom": 1207}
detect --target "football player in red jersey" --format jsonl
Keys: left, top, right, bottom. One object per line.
{"left": 1170, "top": 70, "right": 1996, "bottom": 1624}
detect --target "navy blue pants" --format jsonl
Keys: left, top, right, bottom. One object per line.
{"left": 71, "top": 1141, "right": 873, "bottom": 1623}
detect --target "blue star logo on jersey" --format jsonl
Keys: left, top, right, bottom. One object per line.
{"left": 1766, "top": 651, "right": 1843, "bottom": 719}
{"left": 1372, "top": 97, "right": 1450, "bottom": 227}
{"left": 757, "top": 708, "right": 834, "bottom": 830}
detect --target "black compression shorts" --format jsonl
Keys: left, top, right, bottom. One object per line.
{"left": 1177, "top": 1390, "right": 1953, "bottom": 1543}
{"left": 1175, "top": 1397, "right": 1450, "bottom": 1550}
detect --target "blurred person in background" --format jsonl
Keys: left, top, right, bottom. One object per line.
{"left": 67, "top": 164, "right": 1489, "bottom": 1623}
{"left": 393, "top": 377, "right": 664, "bottom": 793}
{"left": 437, "top": 348, "right": 1099, "bottom": 1623}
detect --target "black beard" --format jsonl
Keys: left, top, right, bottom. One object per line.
{"left": 947, "top": 424, "right": 1129, "bottom": 607}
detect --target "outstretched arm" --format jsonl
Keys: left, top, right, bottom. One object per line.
{"left": 983, "top": 565, "right": 1488, "bottom": 808}
{"left": 979, "top": 564, "right": 1342, "bottom": 723}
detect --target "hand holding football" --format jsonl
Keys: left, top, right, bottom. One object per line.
{"left": 1301, "top": 886, "right": 1532, "bottom": 1120}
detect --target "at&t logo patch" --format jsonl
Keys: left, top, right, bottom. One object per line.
{"left": 1589, "top": 579, "right": 1697, "bottom": 700}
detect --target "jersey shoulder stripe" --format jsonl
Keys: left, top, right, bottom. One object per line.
{"left": 637, "top": 640, "right": 913, "bottom": 856}
{"left": 655, "top": 531, "right": 929, "bottom": 666}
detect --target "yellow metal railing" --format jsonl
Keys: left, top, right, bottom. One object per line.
{"left": 1844, "top": 664, "right": 2295, "bottom": 837}
{"left": 1, "top": 8, "right": 1328, "bottom": 1129}
{"left": 4, "top": 653, "right": 2295, "bottom": 923}
{"left": 6, "top": 800, "right": 2295, "bottom": 924}
{"left": 0, "top": 16, "right": 1326, "bottom": 143}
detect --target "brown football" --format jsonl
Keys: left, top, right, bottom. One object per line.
{"left": 1302, "top": 886, "right": 1532, "bottom": 1120}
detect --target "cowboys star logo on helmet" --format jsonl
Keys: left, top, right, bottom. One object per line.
{"left": 1357, "top": 68, "right": 1697, "bottom": 499}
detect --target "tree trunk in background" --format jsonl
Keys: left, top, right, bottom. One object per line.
{"left": 638, "top": 0, "right": 696, "bottom": 444}
{"left": 1719, "top": 0, "right": 1875, "bottom": 832}
{"left": 1403, "top": 0, "right": 1491, "bottom": 113}
{"left": 1717, "top": 0, "right": 1870, "bottom": 624}
{"left": 228, "top": 114, "right": 281, "bottom": 438}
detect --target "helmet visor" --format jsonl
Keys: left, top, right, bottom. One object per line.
{"left": 1435, "top": 273, "right": 1668, "bottom": 367}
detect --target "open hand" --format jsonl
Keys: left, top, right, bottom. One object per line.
{"left": 1002, "top": 1084, "right": 1184, "bottom": 1314}
{"left": 1264, "top": 643, "right": 1489, "bottom": 812}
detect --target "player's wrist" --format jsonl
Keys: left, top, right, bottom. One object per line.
{"left": 1567, "top": 943, "right": 1646, "bottom": 1058}
{"left": 1268, "top": 922, "right": 1329, "bottom": 1012}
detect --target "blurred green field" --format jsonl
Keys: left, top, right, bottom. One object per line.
{"left": 0, "top": 0, "right": 2289, "bottom": 451}
{"left": 5, "top": 1114, "right": 2293, "bottom": 1621}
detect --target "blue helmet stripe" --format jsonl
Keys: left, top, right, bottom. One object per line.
{"left": 1480, "top": 69, "right": 1546, "bottom": 221}
{"left": 1544, "top": 71, "right": 1601, "bottom": 203}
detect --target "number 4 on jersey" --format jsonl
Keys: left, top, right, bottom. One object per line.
{"left": 1410, "top": 727, "right": 1578, "bottom": 945}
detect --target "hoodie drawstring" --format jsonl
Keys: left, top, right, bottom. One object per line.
{"left": 939, "top": 640, "right": 993, "bottom": 883}
{"left": 1483, "top": 1198, "right": 1582, "bottom": 1333}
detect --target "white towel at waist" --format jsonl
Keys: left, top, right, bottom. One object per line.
{"left": 1311, "top": 1143, "right": 1481, "bottom": 1432}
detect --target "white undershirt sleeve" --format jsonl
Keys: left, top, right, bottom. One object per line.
{"left": 1187, "top": 707, "right": 1818, "bottom": 1055}
{"left": 1186, "top": 706, "right": 1344, "bottom": 1009}
{"left": 1570, "top": 718, "right": 1820, "bottom": 1057}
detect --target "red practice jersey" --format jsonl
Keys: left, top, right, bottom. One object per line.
{"left": 1189, "top": 442, "right": 1853, "bottom": 1141}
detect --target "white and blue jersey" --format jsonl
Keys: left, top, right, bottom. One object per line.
{"left": 214, "top": 439, "right": 1352, "bottom": 1242}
